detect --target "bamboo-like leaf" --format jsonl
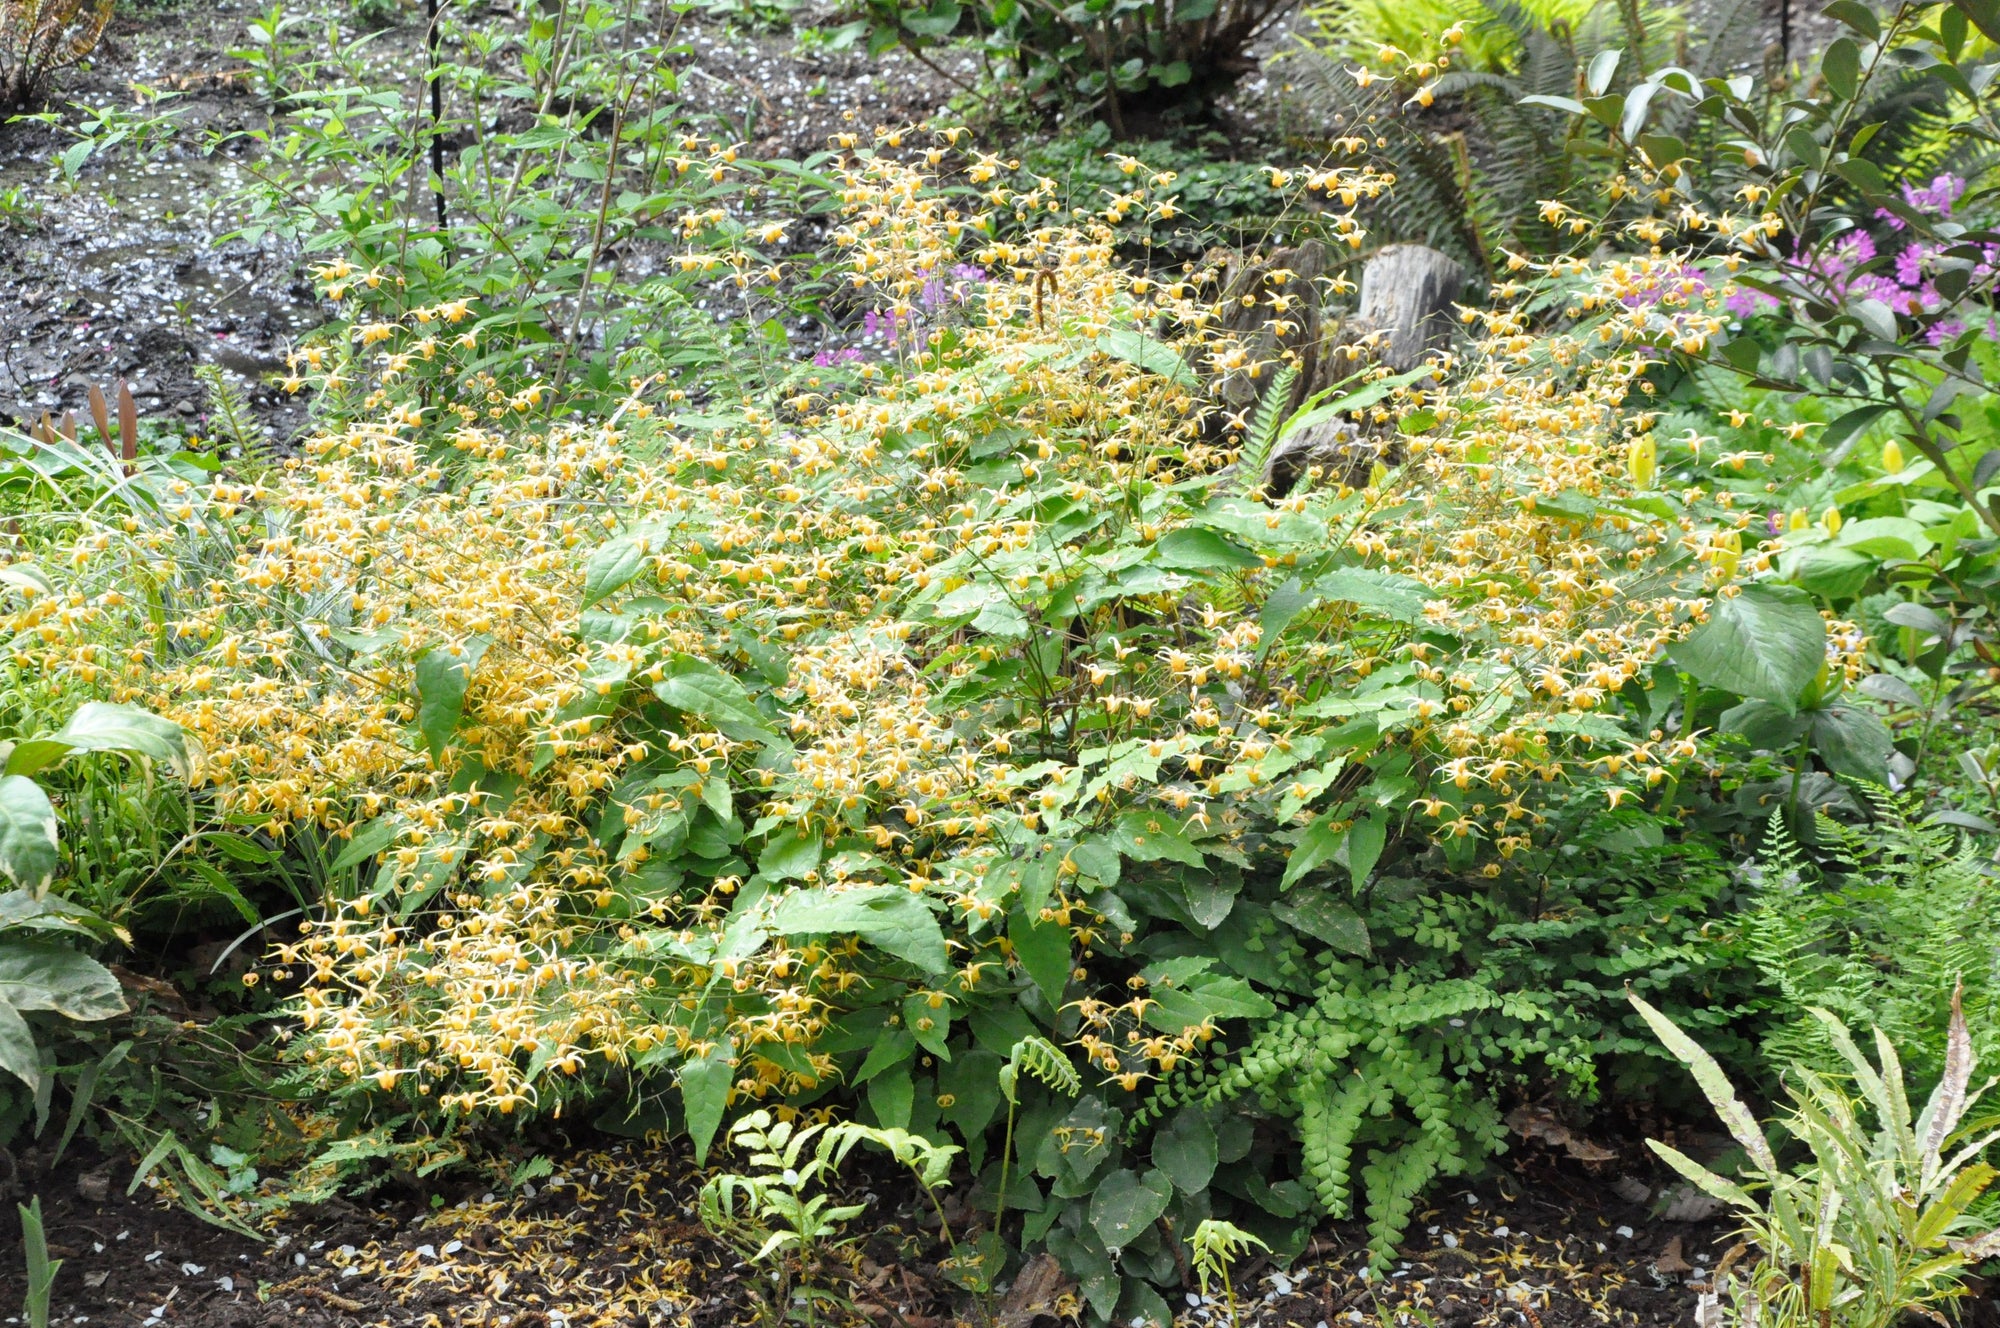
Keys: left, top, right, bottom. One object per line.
{"left": 1645, "top": 1139, "right": 1759, "bottom": 1212}
{"left": 1632, "top": 995, "right": 1778, "bottom": 1172}
{"left": 1913, "top": 1163, "right": 1995, "bottom": 1247}
{"left": 1919, "top": 981, "right": 1975, "bottom": 1182}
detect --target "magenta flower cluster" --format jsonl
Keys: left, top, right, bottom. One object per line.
{"left": 1726, "top": 174, "right": 1999, "bottom": 344}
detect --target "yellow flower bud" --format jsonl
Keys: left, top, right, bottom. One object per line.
{"left": 1881, "top": 439, "right": 1904, "bottom": 474}
{"left": 1787, "top": 508, "right": 1809, "bottom": 531}
{"left": 1625, "top": 434, "right": 1658, "bottom": 490}
{"left": 1822, "top": 505, "right": 1843, "bottom": 536}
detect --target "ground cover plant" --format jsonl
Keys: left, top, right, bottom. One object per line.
{"left": 4, "top": 0, "right": 2000, "bottom": 1323}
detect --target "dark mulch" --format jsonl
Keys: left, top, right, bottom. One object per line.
{"left": 16, "top": 1124, "right": 1954, "bottom": 1328}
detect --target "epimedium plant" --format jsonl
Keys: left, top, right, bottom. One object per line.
{"left": 0, "top": 132, "right": 1886, "bottom": 1319}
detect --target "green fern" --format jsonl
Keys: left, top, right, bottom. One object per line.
{"left": 195, "top": 364, "right": 270, "bottom": 456}
{"left": 1745, "top": 792, "right": 1999, "bottom": 1087}
{"left": 1001, "top": 1034, "right": 1081, "bottom": 1103}
{"left": 1234, "top": 365, "right": 1301, "bottom": 495}
{"left": 1183, "top": 960, "right": 1571, "bottom": 1268}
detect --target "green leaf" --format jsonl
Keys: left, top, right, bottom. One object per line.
{"left": 758, "top": 825, "right": 822, "bottom": 880}
{"left": 1095, "top": 327, "right": 1197, "bottom": 386}
{"left": 1153, "top": 527, "right": 1261, "bottom": 571}
{"left": 855, "top": 1029, "right": 915, "bottom": 1083}
{"left": 681, "top": 1040, "right": 735, "bottom": 1165}
{"left": 1282, "top": 813, "right": 1346, "bottom": 888}
{"left": 1313, "top": 568, "right": 1428, "bottom": 623}
{"left": 1586, "top": 48, "right": 1621, "bottom": 96}
{"left": 5, "top": 703, "right": 185, "bottom": 777}
{"left": 414, "top": 637, "right": 490, "bottom": 761}
{"left": 1671, "top": 583, "right": 1827, "bottom": 712}
{"left": 903, "top": 991, "right": 953, "bottom": 1059}
{"left": 330, "top": 816, "right": 401, "bottom": 873}
{"left": 0, "top": 940, "right": 125, "bottom": 1021}
{"left": 768, "top": 885, "right": 949, "bottom": 975}
{"left": 582, "top": 533, "right": 650, "bottom": 608}
{"left": 0, "top": 999, "right": 41, "bottom": 1091}
{"left": 1946, "top": 0, "right": 2000, "bottom": 42}
{"left": 1808, "top": 703, "right": 1894, "bottom": 781}
{"left": 652, "top": 655, "right": 775, "bottom": 743}
{"left": 1345, "top": 813, "right": 1386, "bottom": 888}
{"left": 1271, "top": 893, "right": 1372, "bottom": 955}
{"left": 868, "top": 1064, "right": 914, "bottom": 1129}
{"left": 1821, "top": 37, "right": 1860, "bottom": 98}
{"left": 1009, "top": 910, "right": 1071, "bottom": 1010}
{"left": 1111, "top": 811, "right": 1204, "bottom": 867}
{"left": 1151, "top": 1107, "right": 1217, "bottom": 1193}
{"left": 1089, "top": 1168, "right": 1172, "bottom": 1252}
{"left": 0, "top": 777, "right": 58, "bottom": 893}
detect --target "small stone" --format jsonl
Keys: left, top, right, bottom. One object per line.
{"left": 1615, "top": 1225, "right": 1635, "bottom": 1239}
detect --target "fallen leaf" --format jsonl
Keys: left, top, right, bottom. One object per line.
{"left": 1655, "top": 1236, "right": 1691, "bottom": 1276}
{"left": 1505, "top": 1104, "right": 1617, "bottom": 1163}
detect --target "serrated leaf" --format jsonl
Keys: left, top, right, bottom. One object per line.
{"left": 652, "top": 655, "right": 775, "bottom": 743}
{"left": 681, "top": 1040, "right": 735, "bottom": 1165}
{"left": 768, "top": 885, "right": 948, "bottom": 975}
{"left": 1282, "top": 813, "right": 1346, "bottom": 889}
{"left": 1151, "top": 1108, "right": 1216, "bottom": 1194}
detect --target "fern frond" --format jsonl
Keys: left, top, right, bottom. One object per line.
{"left": 1235, "top": 365, "right": 1300, "bottom": 493}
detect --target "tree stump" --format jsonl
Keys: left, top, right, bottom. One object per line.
{"left": 1244, "top": 243, "right": 1466, "bottom": 495}
{"left": 1349, "top": 243, "right": 1465, "bottom": 373}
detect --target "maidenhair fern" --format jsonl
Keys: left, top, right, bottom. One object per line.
{"left": 1745, "top": 793, "right": 1999, "bottom": 1086}
{"left": 1152, "top": 959, "right": 1583, "bottom": 1268}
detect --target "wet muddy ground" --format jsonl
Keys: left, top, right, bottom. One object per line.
{"left": 0, "top": 0, "right": 965, "bottom": 442}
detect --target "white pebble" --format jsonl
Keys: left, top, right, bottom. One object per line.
{"left": 1615, "top": 1225, "right": 1635, "bottom": 1239}
{"left": 1441, "top": 1233, "right": 1458, "bottom": 1249}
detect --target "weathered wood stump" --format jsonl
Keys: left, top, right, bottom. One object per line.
{"left": 1240, "top": 242, "right": 1466, "bottom": 495}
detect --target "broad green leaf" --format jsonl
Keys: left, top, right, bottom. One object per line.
{"left": 1090, "top": 1167, "right": 1172, "bottom": 1252}
{"left": 0, "top": 777, "right": 58, "bottom": 893}
{"left": 1808, "top": 704, "right": 1893, "bottom": 781}
{"left": 414, "top": 637, "right": 491, "bottom": 761}
{"left": 681, "top": 1041, "right": 735, "bottom": 1165}
{"left": 1152, "top": 527, "right": 1261, "bottom": 570}
{"left": 768, "top": 885, "right": 949, "bottom": 975}
{"left": 1282, "top": 813, "right": 1346, "bottom": 889}
{"left": 867, "top": 1064, "right": 915, "bottom": 1130}
{"left": 1345, "top": 813, "right": 1386, "bottom": 888}
{"left": 49, "top": 703, "right": 184, "bottom": 768}
{"left": 1271, "top": 893, "right": 1372, "bottom": 955}
{"left": 1672, "top": 583, "right": 1827, "bottom": 712}
{"left": 1152, "top": 1107, "right": 1217, "bottom": 1193}
{"left": 582, "top": 533, "right": 649, "bottom": 608}
{"left": 0, "top": 998, "right": 40, "bottom": 1091}
{"left": 903, "top": 991, "right": 953, "bottom": 1059}
{"left": 1947, "top": 0, "right": 2000, "bottom": 43}
{"left": 1009, "top": 909, "right": 1071, "bottom": 1010}
{"left": 330, "top": 816, "right": 401, "bottom": 873}
{"left": 0, "top": 940, "right": 125, "bottom": 1021}
{"left": 1313, "top": 567, "right": 1429, "bottom": 623}
{"left": 758, "top": 825, "right": 822, "bottom": 880}
{"left": 652, "top": 655, "right": 775, "bottom": 743}
{"left": 1095, "top": 327, "right": 1197, "bottom": 386}
{"left": 854, "top": 1028, "right": 915, "bottom": 1083}
{"left": 1111, "top": 811, "right": 1204, "bottom": 867}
